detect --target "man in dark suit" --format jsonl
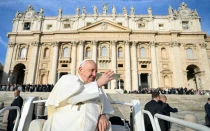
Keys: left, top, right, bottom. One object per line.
{"left": 159, "top": 95, "right": 178, "bottom": 131}
{"left": 7, "top": 89, "right": 23, "bottom": 131}
{"left": 144, "top": 92, "right": 166, "bottom": 131}
{"left": 205, "top": 98, "right": 210, "bottom": 127}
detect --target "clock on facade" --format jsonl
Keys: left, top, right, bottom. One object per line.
{"left": 26, "top": 12, "right": 33, "bottom": 17}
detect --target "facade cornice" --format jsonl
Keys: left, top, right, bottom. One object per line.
{"left": 131, "top": 30, "right": 157, "bottom": 34}
{"left": 7, "top": 31, "right": 42, "bottom": 37}
{"left": 205, "top": 36, "right": 210, "bottom": 42}
{"left": 179, "top": 32, "right": 206, "bottom": 35}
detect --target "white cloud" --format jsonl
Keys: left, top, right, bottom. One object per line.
{"left": 0, "top": 36, "right": 7, "bottom": 47}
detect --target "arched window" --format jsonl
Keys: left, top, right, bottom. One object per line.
{"left": 186, "top": 48, "right": 194, "bottom": 59}
{"left": 118, "top": 47, "right": 123, "bottom": 58}
{"left": 19, "top": 47, "right": 26, "bottom": 58}
{"left": 63, "top": 47, "right": 69, "bottom": 58}
{"left": 140, "top": 47, "right": 146, "bottom": 58}
{"left": 86, "top": 47, "right": 91, "bottom": 58}
{"left": 43, "top": 48, "right": 49, "bottom": 58}
{"left": 161, "top": 48, "right": 167, "bottom": 58}
{"left": 101, "top": 46, "right": 107, "bottom": 57}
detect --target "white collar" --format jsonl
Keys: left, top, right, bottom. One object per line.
{"left": 77, "top": 74, "right": 96, "bottom": 84}
{"left": 78, "top": 75, "right": 84, "bottom": 83}
{"left": 15, "top": 96, "right": 19, "bottom": 99}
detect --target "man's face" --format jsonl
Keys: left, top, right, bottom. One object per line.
{"left": 14, "top": 90, "right": 19, "bottom": 97}
{"left": 79, "top": 61, "right": 97, "bottom": 84}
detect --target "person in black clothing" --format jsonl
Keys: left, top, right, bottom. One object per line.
{"left": 204, "top": 98, "right": 210, "bottom": 127}
{"left": 159, "top": 95, "right": 178, "bottom": 131}
{"left": 144, "top": 92, "right": 166, "bottom": 131}
{"left": 7, "top": 89, "right": 23, "bottom": 131}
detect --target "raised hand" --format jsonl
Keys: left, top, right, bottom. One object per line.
{"left": 97, "top": 70, "right": 114, "bottom": 87}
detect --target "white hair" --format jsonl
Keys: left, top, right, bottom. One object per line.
{"left": 78, "top": 59, "right": 96, "bottom": 69}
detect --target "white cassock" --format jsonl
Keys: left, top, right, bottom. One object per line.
{"left": 42, "top": 74, "right": 114, "bottom": 131}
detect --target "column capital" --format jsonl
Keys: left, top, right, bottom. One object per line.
{"left": 110, "top": 40, "right": 117, "bottom": 45}
{"left": 199, "top": 42, "right": 207, "bottom": 48}
{"left": 91, "top": 40, "right": 98, "bottom": 45}
{"left": 31, "top": 41, "right": 41, "bottom": 46}
{"left": 71, "top": 41, "right": 78, "bottom": 46}
{"left": 131, "top": 41, "right": 138, "bottom": 47}
{"left": 124, "top": 40, "right": 130, "bottom": 46}
{"left": 170, "top": 41, "right": 181, "bottom": 47}
{"left": 8, "top": 42, "right": 16, "bottom": 48}
{"left": 52, "top": 41, "right": 59, "bottom": 47}
{"left": 150, "top": 41, "right": 158, "bottom": 47}
{"left": 78, "top": 40, "right": 84, "bottom": 46}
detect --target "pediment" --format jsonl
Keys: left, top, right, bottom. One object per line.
{"left": 161, "top": 70, "right": 173, "bottom": 74}
{"left": 78, "top": 19, "right": 131, "bottom": 33}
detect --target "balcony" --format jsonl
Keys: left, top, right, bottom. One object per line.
{"left": 98, "top": 56, "right": 111, "bottom": 62}
{"left": 161, "top": 58, "right": 169, "bottom": 61}
{"left": 138, "top": 57, "right": 151, "bottom": 64}
{"left": 59, "top": 57, "right": 71, "bottom": 63}
{"left": 186, "top": 58, "right": 198, "bottom": 63}
{"left": 16, "top": 57, "right": 27, "bottom": 61}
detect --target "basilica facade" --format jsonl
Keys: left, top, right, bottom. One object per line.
{"left": 1, "top": 2, "right": 210, "bottom": 91}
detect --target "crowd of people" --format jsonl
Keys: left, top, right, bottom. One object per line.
{"left": 1, "top": 84, "right": 209, "bottom": 96}
{"left": 0, "top": 84, "right": 54, "bottom": 92}
{"left": 128, "top": 87, "right": 210, "bottom": 95}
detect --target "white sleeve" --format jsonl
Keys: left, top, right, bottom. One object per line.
{"left": 68, "top": 82, "right": 99, "bottom": 104}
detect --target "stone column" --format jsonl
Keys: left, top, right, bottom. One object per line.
{"left": 50, "top": 42, "right": 59, "bottom": 84}
{"left": 1, "top": 42, "right": 16, "bottom": 84}
{"left": 71, "top": 41, "right": 77, "bottom": 75}
{"left": 183, "top": 71, "right": 188, "bottom": 88}
{"left": 92, "top": 40, "right": 98, "bottom": 62}
{"left": 150, "top": 41, "right": 159, "bottom": 88}
{"left": 138, "top": 73, "right": 141, "bottom": 88}
{"left": 118, "top": 80, "right": 121, "bottom": 89}
{"left": 27, "top": 42, "right": 40, "bottom": 84}
{"left": 24, "top": 70, "right": 28, "bottom": 84}
{"left": 111, "top": 41, "right": 117, "bottom": 89}
{"left": 78, "top": 40, "right": 84, "bottom": 67}
{"left": 148, "top": 74, "right": 151, "bottom": 88}
{"left": 57, "top": 72, "right": 60, "bottom": 81}
{"left": 125, "top": 41, "right": 131, "bottom": 91}
{"left": 199, "top": 43, "right": 210, "bottom": 90}
{"left": 131, "top": 41, "right": 138, "bottom": 91}
{"left": 108, "top": 82, "right": 111, "bottom": 89}
{"left": 171, "top": 41, "right": 184, "bottom": 87}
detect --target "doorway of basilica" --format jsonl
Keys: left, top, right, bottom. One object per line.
{"left": 140, "top": 73, "right": 149, "bottom": 89}
{"left": 186, "top": 65, "right": 201, "bottom": 90}
{"left": 12, "top": 63, "right": 26, "bottom": 84}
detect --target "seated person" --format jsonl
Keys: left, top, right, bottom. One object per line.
{"left": 43, "top": 59, "right": 114, "bottom": 131}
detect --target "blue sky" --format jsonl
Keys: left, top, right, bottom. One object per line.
{"left": 0, "top": 0, "right": 209, "bottom": 65}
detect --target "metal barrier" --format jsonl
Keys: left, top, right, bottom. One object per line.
{"left": 0, "top": 106, "right": 20, "bottom": 131}
{"left": 32, "top": 100, "right": 47, "bottom": 104}
{"left": 142, "top": 110, "right": 157, "bottom": 131}
{"left": 111, "top": 101, "right": 133, "bottom": 106}
{"left": 6, "top": 98, "right": 210, "bottom": 131}
{"left": 154, "top": 113, "right": 210, "bottom": 131}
